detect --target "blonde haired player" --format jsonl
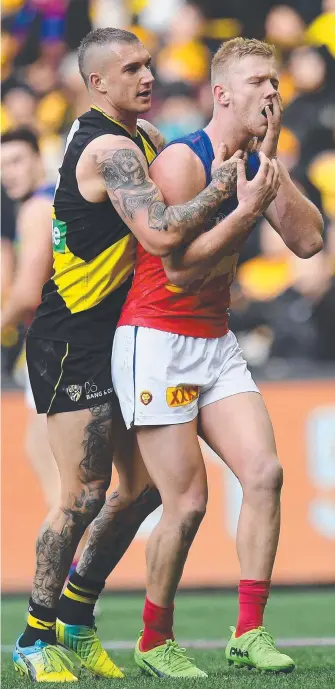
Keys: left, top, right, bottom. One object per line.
{"left": 62, "top": 38, "right": 323, "bottom": 679}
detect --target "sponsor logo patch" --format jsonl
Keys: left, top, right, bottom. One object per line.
{"left": 230, "top": 648, "right": 249, "bottom": 658}
{"left": 166, "top": 386, "right": 199, "bottom": 407}
{"left": 84, "top": 381, "right": 113, "bottom": 400}
{"left": 52, "top": 219, "right": 67, "bottom": 253}
{"left": 140, "top": 391, "right": 153, "bottom": 406}
{"left": 66, "top": 384, "right": 82, "bottom": 402}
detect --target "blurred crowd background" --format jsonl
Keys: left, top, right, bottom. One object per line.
{"left": 1, "top": 0, "right": 335, "bottom": 383}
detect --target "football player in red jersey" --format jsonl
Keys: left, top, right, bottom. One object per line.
{"left": 67, "top": 38, "right": 323, "bottom": 678}
{"left": 111, "top": 38, "right": 323, "bottom": 676}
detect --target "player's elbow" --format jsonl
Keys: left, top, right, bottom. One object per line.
{"left": 163, "top": 267, "right": 193, "bottom": 288}
{"left": 143, "top": 231, "right": 183, "bottom": 257}
{"left": 293, "top": 234, "right": 324, "bottom": 259}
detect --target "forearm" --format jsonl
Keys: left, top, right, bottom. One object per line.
{"left": 2, "top": 287, "right": 38, "bottom": 330}
{"left": 98, "top": 141, "right": 238, "bottom": 257}
{"left": 155, "top": 162, "right": 238, "bottom": 248}
{"left": 269, "top": 161, "right": 324, "bottom": 258}
{"left": 162, "top": 203, "right": 257, "bottom": 286}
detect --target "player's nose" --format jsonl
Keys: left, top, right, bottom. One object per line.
{"left": 264, "top": 80, "right": 277, "bottom": 99}
{"left": 142, "top": 68, "right": 154, "bottom": 84}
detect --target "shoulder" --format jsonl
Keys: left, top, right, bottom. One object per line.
{"left": 17, "top": 194, "right": 52, "bottom": 236}
{"left": 84, "top": 133, "right": 146, "bottom": 157}
{"left": 150, "top": 143, "right": 206, "bottom": 203}
{"left": 137, "top": 119, "right": 166, "bottom": 153}
{"left": 151, "top": 141, "right": 205, "bottom": 180}
{"left": 82, "top": 134, "right": 149, "bottom": 174}
{"left": 20, "top": 194, "right": 52, "bottom": 216}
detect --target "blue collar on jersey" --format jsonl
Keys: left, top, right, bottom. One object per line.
{"left": 161, "top": 129, "right": 260, "bottom": 186}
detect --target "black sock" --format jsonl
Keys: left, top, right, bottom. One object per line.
{"left": 19, "top": 598, "right": 57, "bottom": 647}
{"left": 58, "top": 571, "right": 105, "bottom": 626}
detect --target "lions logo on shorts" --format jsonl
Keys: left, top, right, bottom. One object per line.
{"left": 140, "top": 391, "right": 153, "bottom": 405}
{"left": 66, "top": 385, "right": 82, "bottom": 402}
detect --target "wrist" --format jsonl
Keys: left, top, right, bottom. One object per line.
{"left": 211, "top": 162, "right": 237, "bottom": 197}
{"left": 236, "top": 201, "right": 259, "bottom": 225}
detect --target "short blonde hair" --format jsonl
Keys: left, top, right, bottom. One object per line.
{"left": 211, "top": 37, "right": 275, "bottom": 86}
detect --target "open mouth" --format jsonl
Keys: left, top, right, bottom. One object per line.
{"left": 137, "top": 90, "right": 151, "bottom": 97}
{"left": 261, "top": 103, "right": 274, "bottom": 118}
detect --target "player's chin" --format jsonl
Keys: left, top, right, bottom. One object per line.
{"left": 251, "top": 122, "right": 268, "bottom": 138}
{"left": 136, "top": 95, "right": 152, "bottom": 112}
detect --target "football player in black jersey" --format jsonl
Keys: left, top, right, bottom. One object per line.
{"left": 14, "top": 27, "right": 240, "bottom": 681}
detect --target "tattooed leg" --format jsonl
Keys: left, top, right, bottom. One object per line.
{"left": 77, "top": 485, "right": 161, "bottom": 582}
{"left": 31, "top": 403, "right": 114, "bottom": 608}
{"left": 77, "top": 411, "right": 161, "bottom": 582}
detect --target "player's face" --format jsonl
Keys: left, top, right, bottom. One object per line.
{"left": 103, "top": 42, "right": 154, "bottom": 115}
{"left": 1, "top": 141, "right": 40, "bottom": 200}
{"left": 228, "top": 55, "right": 279, "bottom": 138}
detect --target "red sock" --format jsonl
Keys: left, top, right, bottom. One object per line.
{"left": 140, "top": 596, "right": 174, "bottom": 652}
{"left": 235, "top": 579, "right": 270, "bottom": 638}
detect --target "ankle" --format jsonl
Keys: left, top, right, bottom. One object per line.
{"left": 58, "top": 572, "right": 104, "bottom": 626}
{"left": 236, "top": 580, "right": 270, "bottom": 638}
{"left": 19, "top": 598, "right": 57, "bottom": 647}
{"left": 140, "top": 596, "right": 174, "bottom": 652}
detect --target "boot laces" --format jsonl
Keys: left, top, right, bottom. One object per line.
{"left": 162, "top": 640, "right": 195, "bottom": 672}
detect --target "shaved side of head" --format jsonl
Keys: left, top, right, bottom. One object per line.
{"left": 78, "top": 27, "right": 140, "bottom": 88}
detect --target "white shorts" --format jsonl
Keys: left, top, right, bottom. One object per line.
{"left": 112, "top": 326, "right": 259, "bottom": 429}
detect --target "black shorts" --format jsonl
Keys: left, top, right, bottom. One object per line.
{"left": 26, "top": 336, "right": 116, "bottom": 415}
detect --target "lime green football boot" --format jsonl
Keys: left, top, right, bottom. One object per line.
{"left": 225, "top": 626, "right": 295, "bottom": 673}
{"left": 135, "top": 633, "right": 208, "bottom": 678}
{"left": 56, "top": 619, "right": 124, "bottom": 679}
{"left": 13, "top": 636, "right": 79, "bottom": 682}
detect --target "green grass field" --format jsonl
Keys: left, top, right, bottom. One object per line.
{"left": 2, "top": 590, "right": 335, "bottom": 688}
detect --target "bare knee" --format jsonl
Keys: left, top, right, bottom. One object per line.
{"left": 242, "top": 453, "right": 283, "bottom": 498}
{"left": 167, "top": 485, "right": 208, "bottom": 537}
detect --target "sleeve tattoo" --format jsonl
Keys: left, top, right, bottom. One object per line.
{"left": 97, "top": 147, "right": 238, "bottom": 234}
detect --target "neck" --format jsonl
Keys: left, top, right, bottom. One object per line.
{"left": 204, "top": 110, "right": 252, "bottom": 158}
{"left": 91, "top": 96, "right": 138, "bottom": 136}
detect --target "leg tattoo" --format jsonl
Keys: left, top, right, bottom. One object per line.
{"left": 77, "top": 485, "right": 162, "bottom": 582}
{"left": 32, "top": 403, "right": 114, "bottom": 607}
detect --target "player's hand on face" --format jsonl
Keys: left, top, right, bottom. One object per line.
{"left": 258, "top": 93, "right": 282, "bottom": 159}
{"left": 237, "top": 151, "right": 280, "bottom": 216}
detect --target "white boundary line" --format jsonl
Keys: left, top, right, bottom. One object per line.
{"left": 2, "top": 638, "right": 335, "bottom": 653}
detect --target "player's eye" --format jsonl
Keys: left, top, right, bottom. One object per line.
{"left": 271, "top": 80, "right": 279, "bottom": 90}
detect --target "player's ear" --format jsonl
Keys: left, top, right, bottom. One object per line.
{"left": 89, "top": 72, "right": 107, "bottom": 94}
{"left": 213, "top": 83, "right": 230, "bottom": 107}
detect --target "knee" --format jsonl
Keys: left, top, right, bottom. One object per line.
{"left": 242, "top": 453, "right": 283, "bottom": 497}
{"left": 172, "top": 487, "right": 208, "bottom": 533}
{"left": 112, "top": 484, "right": 162, "bottom": 518}
{"left": 61, "top": 480, "right": 107, "bottom": 526}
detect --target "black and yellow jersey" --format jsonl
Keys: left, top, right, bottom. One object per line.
{"left": 29, "top": 107, "right": 157, "bottom": 345}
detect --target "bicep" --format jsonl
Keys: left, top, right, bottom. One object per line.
{"left": 95, "top": 137, "right": 171, "bottom": 251}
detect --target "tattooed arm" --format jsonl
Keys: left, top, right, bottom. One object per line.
{"left": 155, "top": 151, "right": 280, "bottom": 287}
{"left": 90, "top": 135, "right": 238, "bottom": 257}
{"left": 137, "top": 119, "right": 166, "bottom": 153}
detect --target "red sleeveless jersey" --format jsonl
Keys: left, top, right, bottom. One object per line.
{"left": 118, "top": 132, "right": 259, "bottom": 338}
{"left": 118, "top": 243, "right": 239, "bottom": 338}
